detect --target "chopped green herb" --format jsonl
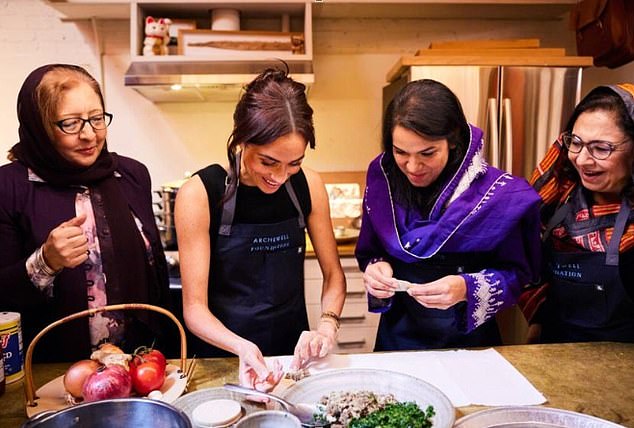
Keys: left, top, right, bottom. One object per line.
{"left": 348, "top": 402, "right": 435, "bottom": 428}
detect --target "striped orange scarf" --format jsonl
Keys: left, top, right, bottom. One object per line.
{"left": 531, "top": 139, "right": 634, "bottom": 254}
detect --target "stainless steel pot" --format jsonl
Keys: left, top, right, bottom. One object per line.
{"left": 22, "top": 398, "right": 192, "bottom": 428}
{"left": 155, "top": 186, "right": 179, "bottom": 250}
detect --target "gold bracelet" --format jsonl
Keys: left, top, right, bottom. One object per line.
{"left": 319, "top": 316, "right": 340, "bottom": 332}
{"left": 320, "top": 311, "right": 341, "bottom": 330}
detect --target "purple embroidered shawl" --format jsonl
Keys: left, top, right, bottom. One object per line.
{"left": 356, "top": 124, "right": 541, "bottom": 265}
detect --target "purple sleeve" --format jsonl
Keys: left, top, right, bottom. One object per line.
{"left": 354, "top": 199, "right": 384, "bottom": 271}
{"left": 355, "top": 196, "right": 394, "bottom": 313}
{"left": 460, "top": 206, "right": 542, "bottom": 332}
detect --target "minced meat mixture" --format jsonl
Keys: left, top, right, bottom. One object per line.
{"left": 319, "top": 391, "right": 398, "bottom": 427}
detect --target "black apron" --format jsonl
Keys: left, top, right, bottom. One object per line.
{"left": 206, "top": 153, "right": 309, "bottom": 357}
{"left": 541, "top": 198, "right": 634, "bottom": 343}
{"left": 375, "top": 253, "right": 501, "bottom": 351}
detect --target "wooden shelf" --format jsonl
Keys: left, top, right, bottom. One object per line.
{"left": 45, "top": 0, "right": 576, "bottom": 21}
{"left": 313, "top": 1, "right": 576, "bottom": 20}
{"left": 130, "top": 1, "right": 312, "bottom": 60}
{"left": 387, "top": 54, "right": 593, "bottom": 82}
{"left": 43, "top": 1, "right": 130, "bottom": 20}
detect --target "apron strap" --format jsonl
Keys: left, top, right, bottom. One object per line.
{"left": 219, "top": 151, "right": 307, "bottom": 235}
{"left": 284, "top": 180, "right": 306, "bottom": 229}
{"left": 542, "top": 203, "right": 571, "bottom": 242}
{"left": 605, "top": 198, "right": 630, "bottom": 266}
{"left": 219, "top": 152, "right": 240, "bottom": 236}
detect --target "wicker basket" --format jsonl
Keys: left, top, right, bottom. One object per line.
{"left": 24, "top": 303, "right": 188, "bottom": 410}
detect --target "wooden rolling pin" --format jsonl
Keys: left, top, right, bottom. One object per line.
{"left": 188, "top": 35, "right": 304, "bottom": 53}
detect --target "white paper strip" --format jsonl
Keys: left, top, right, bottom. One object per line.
{"left": 270, "top": 348, "right": 546, "bottom": 407}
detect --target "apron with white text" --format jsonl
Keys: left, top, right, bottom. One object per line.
{"left": 207, "top": 154, "right": 309, "bottom": 356}
{"left": 541, "top": 198, "right": 634, "bottom": 342}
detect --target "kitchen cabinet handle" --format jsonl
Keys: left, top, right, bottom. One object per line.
{"left": 345, "top": 291, "right": 366, "bottom": 299}
{"left": 340, "top": 315, "right": 366, "bottom": 323}
{"left": 336, "top": 339, "right": 366, "bottom": 347}
{"left": 502, "top": 98, "right": 513, "bottom": 174}
{"left": 486, "top": 97, "right": 499, "bottom": 168}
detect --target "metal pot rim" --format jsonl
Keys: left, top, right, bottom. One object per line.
{"left": 22, "top": 397, "right": 191, "bottom": 428}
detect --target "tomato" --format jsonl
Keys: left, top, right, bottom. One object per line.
{"left": 143, "top": 349, "right": 167, "bottom": 371}
{"left": 133, "top": 347, "right": 167, "bottom": 371}
{"left": 130, "top": 355, "right": 166, "bottom": 396}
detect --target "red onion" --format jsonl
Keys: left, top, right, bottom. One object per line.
{"left": 82, "top": 364, "right": 132, "bottom": 402}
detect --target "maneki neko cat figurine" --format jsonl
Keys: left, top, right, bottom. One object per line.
{"left": 143, "top": 16, "right": 172, "bottom": 56}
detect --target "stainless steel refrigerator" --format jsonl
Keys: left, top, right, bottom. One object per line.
{"left": 383, "top": 65, "right": 583, "bottom": 179}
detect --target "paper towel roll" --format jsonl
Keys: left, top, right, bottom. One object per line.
{"left": 211, "top": 9, "right": 240, "bottom": 31}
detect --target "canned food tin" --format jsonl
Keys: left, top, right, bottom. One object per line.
{"left": 0, "top": 312, "right": 24, "bottom": 383}
{"left": 0, "top": 351, "right": 5, "bottom": 396}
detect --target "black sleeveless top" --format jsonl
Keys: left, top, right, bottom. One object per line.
{"left": 196, "top": 164, "right": 312, "bottom": 247}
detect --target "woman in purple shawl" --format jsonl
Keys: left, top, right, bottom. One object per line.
{"left": 355, "top": 79, "right": 542, "bottom": 350}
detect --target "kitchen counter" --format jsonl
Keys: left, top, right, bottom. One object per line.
{"left": 306, "top": 237, "right": 357, "bottom": 258}
{"left": 2, "top": 342, "right": 632, "bottom": 427}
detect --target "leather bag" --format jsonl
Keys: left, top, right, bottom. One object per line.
{"left": 571, "top": 0, "right": 634, "bottom": 68}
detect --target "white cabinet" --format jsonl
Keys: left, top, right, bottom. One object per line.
{"left": 124, "top": 1, "right": 314, "bottom": 102}
{"left": 305, "top": 257, "right": 379, "bottom": 354}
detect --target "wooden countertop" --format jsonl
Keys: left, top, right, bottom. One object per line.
{"left": 335, "top": 243, "right": 356, "bottom": 257}
{"left": 306, "top": 242, "right": 356, "bottom": 258}
{"left": 3, "top": 342, "right": 633, "bottom": 427}
{"left": 305, "top": 235, "right": 357, "bottom": 258}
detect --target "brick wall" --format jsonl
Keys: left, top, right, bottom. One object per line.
{"left": 0, "top": 0, "right": 100, "bottom": 158}
{"left": 1, "top": 0, "right": 633, "bottom": 188}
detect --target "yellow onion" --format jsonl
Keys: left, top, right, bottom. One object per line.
{"left": 63, "top": 359, "right": 101, "bottom": 398}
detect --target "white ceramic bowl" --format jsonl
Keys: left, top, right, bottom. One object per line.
{"left": 454, "top": 406, "right": 624, "bottom": 428}
{"left": 235, "top": 410, "right": 301, "bottom": 428}
{"left": 280, "top": 368, "right": 455, "bottom": 428}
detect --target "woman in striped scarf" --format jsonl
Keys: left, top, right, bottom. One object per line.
{"left": 522, "top": 84, "right": 634, "bottom": 343}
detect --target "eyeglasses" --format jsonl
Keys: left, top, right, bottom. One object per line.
{"left": 560, "top": 132, "right": 631, "bottom": 160}
{"left": 54, "top": 113, "right": 113, "bottom": 135}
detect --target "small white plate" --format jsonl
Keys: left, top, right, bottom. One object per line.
{"left": 192, "top": 398, "right": 243, "bottom": 427}
{"left": 172, "top": 387, "right": 282, "bottom": 426}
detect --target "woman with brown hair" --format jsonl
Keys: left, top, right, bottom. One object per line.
{"left": 175, "top": 67, "right": 345, "bottom": 391}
